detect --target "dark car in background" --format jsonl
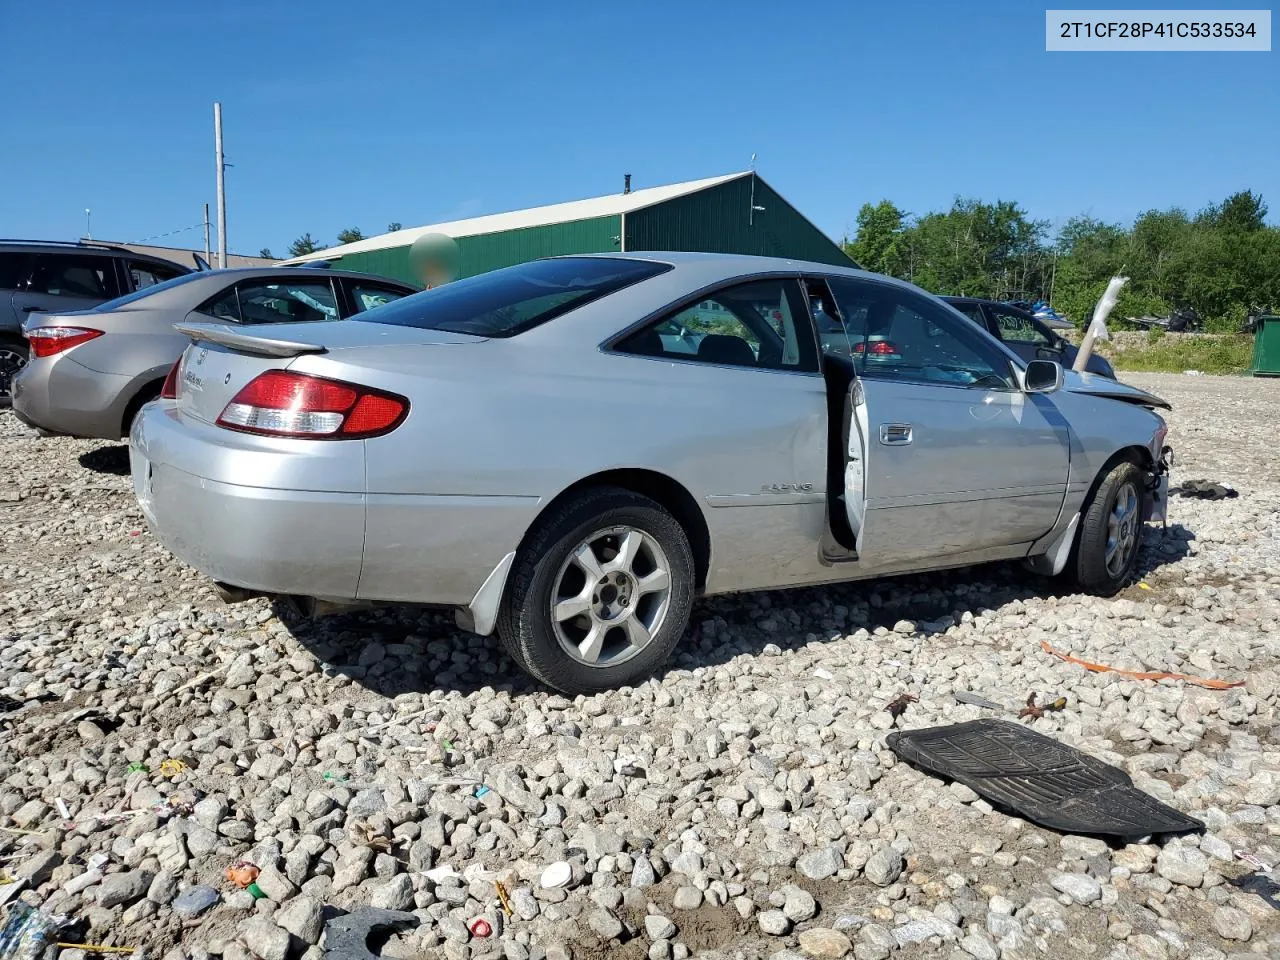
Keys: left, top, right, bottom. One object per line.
{"left": 942, "top": 296, "right": 1116, "bottom": 379}
{"left": 1, "top": 240, "right": 194, "bottom": 403}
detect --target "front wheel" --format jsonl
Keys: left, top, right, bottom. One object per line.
{"left": 497, "top": 487, "right": 695, "bottom": 694}
{"left": 0, "top": 337, "right": 29, "bottom": 407}
{"left": 1069, "top": 460, "right": 1144, "bottom": 595}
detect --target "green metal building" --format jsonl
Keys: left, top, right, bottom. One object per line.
{"left": 282, "top": 172, "right": 853, "bottom": 283}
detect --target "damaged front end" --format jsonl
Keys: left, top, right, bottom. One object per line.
{"left": 1144, "top": 440, "right": 1173, "bottom": 526}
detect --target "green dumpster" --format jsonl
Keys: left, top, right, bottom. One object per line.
{"left": 1252, "top": 316, "right": 1280, "bottom": 377}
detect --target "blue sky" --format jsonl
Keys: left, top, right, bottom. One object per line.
{"left": 2, "top": 1, "right": 1275, "bottom": 255}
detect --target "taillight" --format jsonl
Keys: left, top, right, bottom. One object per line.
{"left": 216, "top": 370, "right": 408, "bottom": 439}
{"left": 26, "top": 326, "right": 104, "bottom": 357}
{"left": 160, "top": 358, "right": 182, "bottom": 399}
{"left": 853, "top": 340, "right": 899, "bottom": 356}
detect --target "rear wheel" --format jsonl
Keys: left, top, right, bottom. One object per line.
{"left": 0, "top": 337, "right": 29, "bottom": 407}
{"left": 1069, "top": 460, "right": 1144, "bottom": 595}
{"left": 122, "top": 381, "right": 164, "bottom": 439}
{"left": 497, "top": 487, "right": 695, "bottom": 694}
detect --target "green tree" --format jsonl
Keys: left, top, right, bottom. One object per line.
{"left": 387, "top": 221, "right": 403, "bottom": 232}
{"left": 288, "top": 233, "right": 323, "bottom": 257}
{"left": 258, "top": 247, "right": 273, "bottom": 259}
{"left": 845, "top": 201, "right": 906, "bottom": 275}
{"left": 336, "top": 227, "right": 365, "bottom": 245}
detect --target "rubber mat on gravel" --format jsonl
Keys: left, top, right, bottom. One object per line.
{"left": 887, "top": 718, "right": 1204, "bottom": 840}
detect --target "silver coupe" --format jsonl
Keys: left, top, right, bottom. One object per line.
{"left": 130, "top": 253, "right": 1172, "bottom": 694}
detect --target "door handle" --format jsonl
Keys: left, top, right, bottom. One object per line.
{"left": 879, "top": 423, "right": 913, "bottom": 445}
{"left": 21, "top": 305, "right": 47, "bottom": 313}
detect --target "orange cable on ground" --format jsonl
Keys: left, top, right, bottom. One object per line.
{"left": 1040, "top": 641, "right": 1245, "bottom": 690}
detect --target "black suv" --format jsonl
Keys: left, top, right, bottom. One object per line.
{"left": 0, "top": 240, "right": 194, "bottom": 403}
{"left": 941, "top": 296, "right": 1116, "bottom": 379}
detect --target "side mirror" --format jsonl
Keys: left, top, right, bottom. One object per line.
{"left": 1024, "top": 359, "right": 1063, "bottom": 394}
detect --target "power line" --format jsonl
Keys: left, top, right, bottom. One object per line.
{"left": 128, "top": 222, "right": 206, "bottom": 245}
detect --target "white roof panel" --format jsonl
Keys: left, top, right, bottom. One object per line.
{"left": 283, "top": 172, "right": 749, "bottom": 263}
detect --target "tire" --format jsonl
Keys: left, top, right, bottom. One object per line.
{"left": 497, "top": 486, "right": 695, "bottom": 694}
{"left": 0, "top": 337, "right": 29, "bottom": 407}
{"left": 1069, "top": 460, "right": 1144, "bottom": 595}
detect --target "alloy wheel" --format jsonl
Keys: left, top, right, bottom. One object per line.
{"left": 1105, "top": 481, "right": 1139, "bottom": 578}
{"left": 550, "top": 525, "right": 672, "bottom": 667}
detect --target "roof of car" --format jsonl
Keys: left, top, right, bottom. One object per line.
{"left": 0, "top": 239, "right": 194, "bottom": 271}
{"left": 171, "top": 266, "right": 421, "bottom": 287}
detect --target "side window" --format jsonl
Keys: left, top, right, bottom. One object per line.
{"left": 950, "top": 302, "right": 988, "bottom": 328}
{"left": 349, "top": 282, "right": 411, "bottom": 314}
{"left": 828, "top": 278, "right": 1015, "bottom": 389}
{"left": 0, "top": 253, "right": 28, "bottom": 291}
{"left": 991, "top": 308, "right": 1053, "bottom": 346}
{"left": 615, "top": 278, "right": 817, "bottom": 372}
{"left": 129, "top": 261, "right": 185, "bottom": 292}
{"left": 26, "top": 254, "right": 117, "bottom": 299}
{"left": 804, "top": 278, "right": 855, "bottom": 358}
{"left": 203, "top": 280, "right": 340, "bottom": 324}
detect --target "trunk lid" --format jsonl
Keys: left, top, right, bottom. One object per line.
{"left": 171, "top": 320, "right": 484, "bottom": 424}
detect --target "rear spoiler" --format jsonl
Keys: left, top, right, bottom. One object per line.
{"left": 174, "top": 322, "right": 328, "bottom": 359}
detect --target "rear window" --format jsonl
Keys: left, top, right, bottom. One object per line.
{"left": 358, "top": 257, "right": 672, "bottom": 337}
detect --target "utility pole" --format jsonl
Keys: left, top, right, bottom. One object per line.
{"left": 84, "top": 208, "right": 91, "bottom": 239}
{"left": 214, "top": 103, "right": 227, "bottom": 268}
{"left": 203, "top": 203, "right": 211, "bottom": 266}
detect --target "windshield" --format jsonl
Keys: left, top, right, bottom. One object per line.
{"left": 91, "top": 271, "right": 204, "bottom": 311}
{"left": 358, "top": 257, "right": 672, "bottom": 337}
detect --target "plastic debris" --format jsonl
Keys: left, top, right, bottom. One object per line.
{"left": 1236, "top": 850, "right": 1275, "bottom": 873}
{"left": 0, "top": 902, "right": 70, "bottom": 960}
{"left": 539, "top": 862, "right": 571, "bottom": 889}
{"left": 246, "top": 883, "right": 266, "bottom": 900}
{"left": 322, "top": 772, "right": 347, "bottom": 783}
{"left": 474, "top": 786, "right": 491, "bottom": 799}
{"left": 323, "top": 909, "right": 418, "bottom": 960}
{"left": 1138, "top": 582, "right": 1152, "bottom": 590}
{"left": 125, "top": 762, "right": 148, "bottom": 775}
{"left": 422, "top": 866, "right": 462, "bottom": 884}
{"left": 54, "top": 800, "right": 72, "bottom": 821}
{"left": 1040, "top": 640, "right": 1244, "bottom": 689}
{"left": 224, "top": 862, "right": 260, "bottom": 889}
{"left": 55, "top": 944, "right": 137, "bottom": 955}
{"left": 1171, "top": 479, "right": 1238, "bottom": 500}
{"left": 468, "top": 919, "right": 492, "bottom": 938}
{"left": 157, "top": 759, "right": 188, "bottom": 778}
{"left": 954, "top": 691, "right": 1002, "bottom": 711}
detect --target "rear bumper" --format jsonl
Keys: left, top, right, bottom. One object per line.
{"left": 11, "top": 354, "right": 131, "bottom": 439}
{"left": 129, "top": 402, "right": 540, "bottom": 616}
{"left": 131, "top": 403, "right": 366, "bottom": 599}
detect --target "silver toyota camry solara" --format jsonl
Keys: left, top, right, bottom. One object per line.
{"left": 130, "top": 253, "right": 1172, "bottom": 694}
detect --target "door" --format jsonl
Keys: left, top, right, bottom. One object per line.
{"left": 611, "top": 276, "right": 830, "bottom": 592}
{"left": 11, "top": 253, "right": 120, "bottom": 319}
{"left": 828, "top": 277, "right": 1070, "bottom": 567}
{"left": 0, "top": 252, "right": 28, "bottom": 333}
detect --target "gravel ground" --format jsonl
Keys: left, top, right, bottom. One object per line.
{"left": 2, "top": 372, "right": 1279, "bottom": 960}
